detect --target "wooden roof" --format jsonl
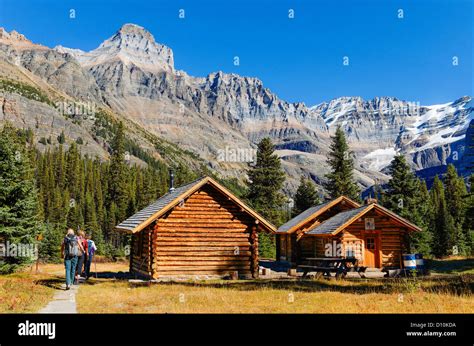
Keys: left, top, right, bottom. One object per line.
{"left": 275, "top": 196, "right": 360, "bottom": 234}
{"left": 115, "top": 176, "right": 276, "bottom": 234}
{"left": 306, "top": 203, "right": 422, "bottom": 236}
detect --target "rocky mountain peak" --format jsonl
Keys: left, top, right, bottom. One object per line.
{"left": 69, "top": 23, "right": 174, "bottom": 72}
{"left": 117, "top": 23, "right": 150, "bottom": 36}
{"left": 0, "top": 27, "right": 43, "bottom": 49}
{"left": 0, "top": 28, "right": 29, "bottom": 42}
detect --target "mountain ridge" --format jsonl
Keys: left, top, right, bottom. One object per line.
{"left": 0, "top": 24, "right": 471, "bottom": 193}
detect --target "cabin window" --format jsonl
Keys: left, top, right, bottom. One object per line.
{"left": 364, "top": 218, "right": 375, "bottom": 230}
{"left": 366, "top": 238, "right": 375, "bottom": 250}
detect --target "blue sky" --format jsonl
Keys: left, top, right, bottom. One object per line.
{"left": 0, "top": 0, "right": 472, "bottom": 105}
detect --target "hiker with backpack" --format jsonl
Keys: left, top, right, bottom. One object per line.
{"left": 84, "top": 233, "right": 97, "bottom": 279}
{"left": 61, "top": 228, "right": 84, "bottom": 290}
{"left": 75, "top": 230, "right": 88, "bottom": 281}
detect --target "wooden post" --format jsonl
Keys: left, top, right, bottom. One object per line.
{"left": 250, "top": 225, "right": 259, "bottom": 278}
{"left": 275, "top": 234, "right": 281, "bottom": 261}
{"left": 129, "top": 233, "right": 134, "bottom": 274}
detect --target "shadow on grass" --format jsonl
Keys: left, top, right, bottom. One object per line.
{"left": 427, "top": 258, "right": 474, "bottom": 274}
{"left": 34, "top": 271, "right": 132, "bottom": 289}
{"left": 73, "top": 273, "right": 473, "bottom": 297}
{"left": 34, "top": 266, "right": 473, "bottom": 297}
{"left": 35, "top": 276, "right": 65, "bottom": 290}
{"left": 152, "top": 275, "right": 473, "bottom": 296}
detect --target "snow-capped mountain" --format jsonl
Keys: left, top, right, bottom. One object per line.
{"left": 0, "top": 24, "right": 471, "bottom": 192}
{"left": 309, "top": 95, "right": 472, "bottom": 174}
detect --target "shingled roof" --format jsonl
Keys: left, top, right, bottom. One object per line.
{"left": 276, "top": 201, "right": 332, "bottom": 234}
{"left": 115, "top": 177, "right": 205, "bottom": 232}
{"left": 276, "top": 196, "right": 360, "bottom": 234}
{"left": 115, "top": 176, "right": 276, "bottom": 233}
{"left": 307, "top": 205, "right": 369, "bottom": 235}
{"left": 306, "top": 203, "right": 421, "bottom": 236}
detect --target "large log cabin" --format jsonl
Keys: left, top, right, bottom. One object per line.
{"left": 115, "top": 176, "right": 275, "bottom": 279}
{"left": 276, "top": 197, "right": 421, "bottom": 269}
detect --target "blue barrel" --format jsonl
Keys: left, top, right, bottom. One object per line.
{"left": 415, "top": 253, "right": 424, "bottom": 270}
{"left": 402, "top": 254, "right": 417, "bottom": 270}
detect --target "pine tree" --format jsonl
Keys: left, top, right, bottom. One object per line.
{"left": 66, "top": 143, "right": 81, "bottom": 199}
{"left": 384, "top": 155, "right": 419, "bottom": 215}
{"left": 84, "top": 191, "right": 99, "bottom": 235}
{"left": 293, "top": 176, "right": 320, "bottom": 217}
{"left": 57, "top": 130, "right": 65, "bottom": 144}
{"left": 462, "top": 175, "right": 474, "bottom": 255}
{"left": 0, "top": 124, "right": 43, "bottom": 273}
{"left": 38, "top": 223, "right": 63, "bottom": 263}
{"left": 383, "top": 155, "right": 431, "bottom": 254}
{"left": 443, "top": 164, "right": 468, "bottom": 254}
{"left": 54, "top": 144, "right": 66, "bottom": 190}
{"left": 93, "top": 161, "right": 105, "bottom": 233}
{"left": 247, "top": 137, "right": 286, "bottom": 258}
{"left": 410, "top": 180, "right": 432, "bottom": 254}
{"left": 324, "top": 126, "right": 360, "bottom": 200}
{"left": 430, "top": 176, "right": 454, "bottom": 258}
{"left": 108, "top": 122, "right": 128, "bottom": 223}
{"left": 247, "top": 137, "right": 286, "bottom": 223}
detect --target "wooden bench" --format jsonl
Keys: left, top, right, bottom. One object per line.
{"left": 297, "top": 257, "right": 363, "bottom": 279}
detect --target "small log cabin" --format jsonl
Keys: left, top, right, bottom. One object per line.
{"left": 276, "top": 197, "right": 421, "bottom": 269}
{"left": 115, "top": 176, "right": 275, "bottom": 279}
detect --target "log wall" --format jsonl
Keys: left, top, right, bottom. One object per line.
{"left": 130, "top": 227, "right": 153, "bottom": 277}
{"left": 294, "top": 208, "right": 409, "bottom": 268}
{"left": 148, "top": 185, "right": 255, "bottom": 278}
{"left": 342, "top": 209, "right": 407, "bottom": 268}
{"left": 284, "top": 202, "right": 356, "bottom": 264}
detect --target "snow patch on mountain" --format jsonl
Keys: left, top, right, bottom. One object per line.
{"left": 54, "top": 45, "right": 86, "bottom": 57}
{"left": 363, "top": 148, "right": 398, "bottom": 171}
{"left": 405, "top": 96, "right": 472, "bottom": 151}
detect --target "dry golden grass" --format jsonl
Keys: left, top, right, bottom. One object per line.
{"left": 1, "top": 261, "right": 472, "bottom": 314}
{"left": 76, "top": 276, "right": 474, "bottom": 314}
{"left": 0, "top": 272, "right": 55, "bottom": 313}
{"left": 0, "top": 261, "right": 129, "bottom": 313}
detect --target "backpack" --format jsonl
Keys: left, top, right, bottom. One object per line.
{"left": 64, "top": 235, "right": 80, "bottom": 258}
{"left": 87, "top": 239, "right": 96, "bottom": 257}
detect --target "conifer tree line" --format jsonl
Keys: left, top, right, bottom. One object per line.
{"left": 0, "top": 122, "right": 197, "bottom": 272}
{"left": 1, "top": 121, "right": 472, "bottom": 273}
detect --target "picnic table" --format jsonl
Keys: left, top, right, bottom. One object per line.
{"left": 297, "top": 257, "right": 366, "bottom": 279}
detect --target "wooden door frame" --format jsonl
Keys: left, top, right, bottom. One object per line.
{"left": 363, "top": 231, "right": 382, "bottom": 268}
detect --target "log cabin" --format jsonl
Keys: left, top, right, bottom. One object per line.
{"left": 115, "top": 176, "right": 275, "bottom": 279}
{"left": 276, "top": 197, "right": 421, "bottom": 269}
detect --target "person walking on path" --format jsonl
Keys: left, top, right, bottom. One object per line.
{"left": 60, "top": 229, "right": 84, "bottom": 290}
{"left": 84, "top": 233, "right": 97, "bottom": 279}
{"left": 75, "top": 230, "right": 88, "bottom": 282}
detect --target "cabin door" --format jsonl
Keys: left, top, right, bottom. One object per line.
{"left": 364, "top": 236, "right": 379, "bottom": 268}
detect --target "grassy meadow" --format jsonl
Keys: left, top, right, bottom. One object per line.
{"left": 0, "top": 272, "right": 55, "bottom": 313}
{"left": 76, "top": 275, "right": 474, "bottom": 314}
{"left": 0, "top": 258, "right": 472, "bottom": 313}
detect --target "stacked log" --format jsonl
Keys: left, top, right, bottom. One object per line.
{"left": 150, "top": 186, "right": 254, "bottom": 277}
